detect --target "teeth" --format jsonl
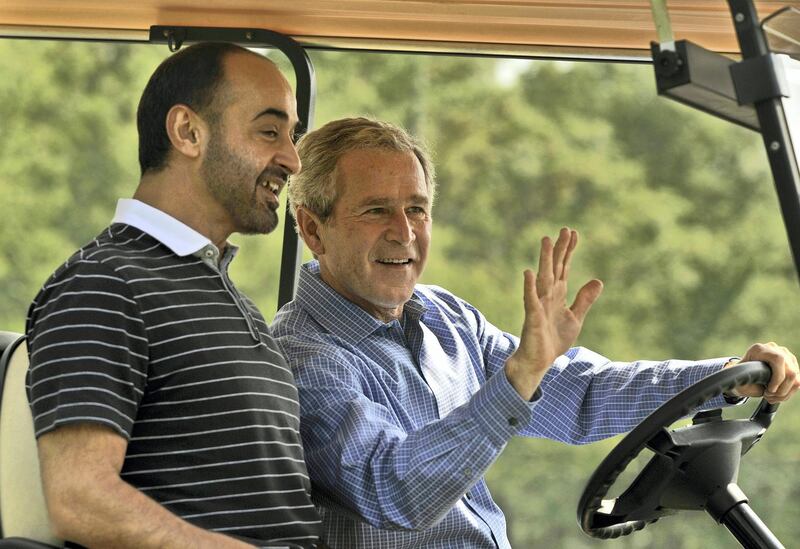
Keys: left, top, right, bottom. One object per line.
{"left": 378, "top": 259, "right": 410, "bottom": 264}
{"left": 259, "top": 181, "right": 281, "bottom": 193}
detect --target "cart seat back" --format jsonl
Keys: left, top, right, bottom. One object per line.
{"left": 0, "top": 331, "right": 61, "bottom": 547}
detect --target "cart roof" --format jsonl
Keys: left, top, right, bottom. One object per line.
{"left": 1, "top": 1, "right": 797, "bottom": 59}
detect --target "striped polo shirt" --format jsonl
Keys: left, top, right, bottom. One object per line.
{"left": 25, "top": 199, "right": 322, "bottom": 548}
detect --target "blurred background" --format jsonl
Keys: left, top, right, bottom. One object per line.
{"left": 1, "top": 39, "right": 797, "bottom": 547}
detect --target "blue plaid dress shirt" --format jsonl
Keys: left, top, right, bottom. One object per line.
{"left": 271, "top": 261, "right": 730, "bottom": 549}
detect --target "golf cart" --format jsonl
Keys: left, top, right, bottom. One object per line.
{"left": 0, "top": 1, "right": 798, "bottom": 547}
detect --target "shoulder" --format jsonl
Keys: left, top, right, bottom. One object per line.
{"left": 271, "top": 303, "right": 366, "bottom": 382}
{"left": 42, "top": 225, "right": 162, "bottom": 283}
{"left": 273, "top": 303, "right": 351, "bottom": 360}
{"left": 26, "top": 227, "right": 154, "bottom": 334}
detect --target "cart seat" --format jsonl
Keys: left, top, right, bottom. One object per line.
{"left": 0, "top": 331, "right": 61, "bottom": 548}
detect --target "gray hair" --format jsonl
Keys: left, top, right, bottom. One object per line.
{"left": 288, "top": 117, "right": 435, "bottom": 223}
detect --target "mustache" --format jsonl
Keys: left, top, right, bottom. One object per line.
{"left": 258, "top": 165, "right": 289, "bottom": 184}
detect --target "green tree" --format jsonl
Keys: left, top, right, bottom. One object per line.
{"left": 2, "top": 41, "right": 798, "bottom": 548}
{"left": 0, "top": 40, "right": 166, "bottom": 332}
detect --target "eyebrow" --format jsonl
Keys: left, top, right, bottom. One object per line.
{"left": 252, "top": 107, "right": 289, "bottom": 122}
{"left": 252, "top": 107, "right": 301, "bottom": 133}
{"left": 358, "top": 194, "right": 430, "bottom": 207}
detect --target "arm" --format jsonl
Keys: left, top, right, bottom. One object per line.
{"left": 38, "top": 423, "right": 254, "bottom": 549}
{"left": 475, "top": 307, "right": 735, "bottom": 443}
{"left": 476, "top": 228, "right": 746, "bottom": 444}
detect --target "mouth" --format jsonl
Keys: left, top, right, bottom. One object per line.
{"left": 257, "top": 177, "right": 284, "bottom": 209}
{"left": 375, "top": 258, "right": 413, "bottom": 266}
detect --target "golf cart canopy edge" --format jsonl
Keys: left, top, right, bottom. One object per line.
{"left": 1, "top": 0, "right": 798, "bottom": 59}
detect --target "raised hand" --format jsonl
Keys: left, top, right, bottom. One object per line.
{"left": 505, "top": 227, "right": 603, "bottom": 400}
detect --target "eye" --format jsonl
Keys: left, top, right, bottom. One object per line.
{"left": 365, "top": 207, "right": 387, "bottom": 215}
{"left": 261, "top": 130, "right": 279, "bottom": 139}
{"left": 407, "top": 206, "right": 428, "bottom": 217}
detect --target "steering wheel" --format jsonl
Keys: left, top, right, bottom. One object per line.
{"left": 577, "top": 361, "right": 781, "bottom": 545}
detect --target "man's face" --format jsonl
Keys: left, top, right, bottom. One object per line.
{"left": 201, "top": 53, "right": 301, "bottom": 235}
{"left": 315, "top": 148, "right": 432, "bottom": 322}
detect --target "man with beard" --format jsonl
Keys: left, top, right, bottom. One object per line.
{"left": 271, "top": 117, "right": 799, "bottom": 548}
{"left": 25, "top": 43, "right": 323, "bottom": 548}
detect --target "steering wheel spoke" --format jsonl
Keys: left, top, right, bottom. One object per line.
{"left": 645, "top": 427, "right": 678, "bottom": 456}
{"left": 578, "top": 362, "right": 779, "bottom": 541}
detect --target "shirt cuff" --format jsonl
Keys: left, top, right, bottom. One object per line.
{"left": 719, "top": 357, "right": 749, "bottom": 405}
{"left": 469, "top": 368, "right": 538, "bottom": 447}
{"left": 702, "top": 357, "right": 744, "bottom": 409}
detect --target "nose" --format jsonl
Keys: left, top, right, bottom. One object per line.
{"left": 386, "top": 210, "right": 415, "bottom": 246}
{"left": 277, "top": 138, "right": 302, "bottom": 176}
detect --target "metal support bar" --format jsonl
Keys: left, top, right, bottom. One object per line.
{"left": 727, "top": 0, "right": 800, "bottom": 286}
{"left": 720, "top": 503, "right": 785, "bottom": 549}
{"left": 649, "top": 0, "right": 675, "bottom": 46}
{"left": 149, "top": 26, "right": 316, "bottom": 310}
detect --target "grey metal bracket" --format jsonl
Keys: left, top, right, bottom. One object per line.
{"left": 731, "top": 53, "right": 791, "bottom": 106}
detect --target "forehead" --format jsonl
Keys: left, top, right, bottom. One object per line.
{"left": 335, "top": 148, "right": 428, "bottom": 201}
{"left": 218, "top": 52, "right": 298, "bottom": 123}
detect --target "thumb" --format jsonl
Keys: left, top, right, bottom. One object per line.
{"left": 570, "top": 279, "right": 603, "bottom": 321}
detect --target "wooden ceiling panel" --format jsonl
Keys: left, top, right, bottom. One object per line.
{"left": 0, "top": 1, "right": 797, "bottom": 56}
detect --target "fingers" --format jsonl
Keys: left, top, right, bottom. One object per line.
{"left": 538, "top": 227, "right": 578, "bottom": 287}
{"left": 560, "top": 230, "right": 578, "bottom": 282}
{"left": 552, "top": 227, "right": 573, "bottom": 281}
{"left": 741, "top": 342, "right": 800, "bottom": 402}
{"left": 537, "top": 236, "right": 554, "bottom": 291}
{"left": 743, "top": 342, "right": 785, "bottom": 393}
{"left": 767, "top": 344, "right": 798, "bottom": 402}
{"left": 522, "top": 269, "right": 542, "bottom": 314}
{"left": 570, "top": 279, "right": 603, "bottom": 322}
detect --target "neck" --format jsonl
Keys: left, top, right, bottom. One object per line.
{"left": 135, "top": 167, "right": 232, "bottom": 251}
{"left": 317, "top": 266, "right": 405, "bottom": 324}
{"left": 374, "top": 306, "right": 404, "bottom": 324}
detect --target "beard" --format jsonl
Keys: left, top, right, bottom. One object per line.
{"left": 201, "top": 130, "right": 281, "bottom": 235}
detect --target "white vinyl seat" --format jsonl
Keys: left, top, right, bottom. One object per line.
{"left": 0, "top": 331, "right": 62, "bottom": 548}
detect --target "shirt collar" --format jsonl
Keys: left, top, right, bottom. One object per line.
{"left": 112, "top": 198, "right": 213, "bottom": 257}
{"left": 295, "top": 260, "right": 427, "bottom": 344}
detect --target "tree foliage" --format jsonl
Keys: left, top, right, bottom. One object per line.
{"left": 2, "top": 41, "right": 799, "bottom": 548}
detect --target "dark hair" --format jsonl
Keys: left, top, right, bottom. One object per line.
{"left": 136, "top": 42, "right": 254, "bottom": 175}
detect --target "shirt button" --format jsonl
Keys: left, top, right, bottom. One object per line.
{"left": 205, "top": 249, "right": 214, "bottom": 258}
{"left": 464, "top": 468, "right": 473, "bottom": 478}
{"left": 508, "top": 417, "right": 519, "bottom": 427}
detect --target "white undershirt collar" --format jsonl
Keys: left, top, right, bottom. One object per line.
{"left": 111, "top": 198, "right": 213, "bottom": 257}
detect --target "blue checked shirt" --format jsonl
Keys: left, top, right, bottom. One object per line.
{"left": 271, "top": 261, "right": 731, "bottom": 549}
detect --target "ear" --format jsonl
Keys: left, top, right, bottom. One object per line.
{"left": 165, "top": 104, "right": 206, "bottom": 161}
{"left": 295, "top": 206, "right": 327, "bottom": 256}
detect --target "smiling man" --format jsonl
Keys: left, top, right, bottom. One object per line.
{"left": 271, "top": 117, "right": 799, "bottom": 548}
{"left": 25, "top": 43, "right": 323, "bottom": 548}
